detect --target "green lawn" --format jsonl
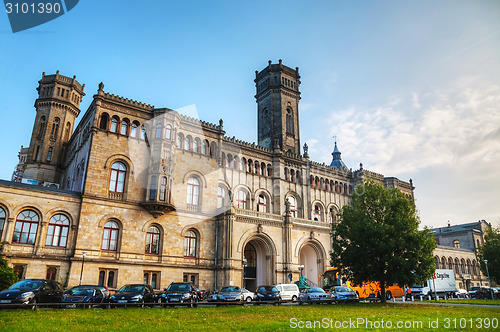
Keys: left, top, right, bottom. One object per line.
{"left": 422, "top": 299, "right": 500, "bottom": 306}
{"left": 0, "top": 303, "right": 499, "bottom": 331}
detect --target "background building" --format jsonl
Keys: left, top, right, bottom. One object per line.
{"left": 0, "top": 62, "right": 413, "bottom": 292}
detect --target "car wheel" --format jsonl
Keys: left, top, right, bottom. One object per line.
{"left": 386, "top": 291, "right": 392, "bottom": 300}
{"left": 246, "top": 297, "right": 252, "bottom": 303}
{"left": 30, "top": 298, "right": 37, "bottom": 311}
{"left": 292, "top": 295, "right": 297, "bottom": 302}
{"left": 299, "top": 301, "right": 303, "bottom": 305}
{"left": 139, "top": 298, "right": 145, "bottom": 308}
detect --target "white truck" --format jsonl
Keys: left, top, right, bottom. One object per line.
{"left": 411, "top": 269, "right": 456, "bottom": 299}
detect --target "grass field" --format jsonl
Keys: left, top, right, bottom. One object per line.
{"left": 0, "top": 303, "right": 499, "bottom": 331}
{"left": 422, "top": 299, "right": 500, "bottom": 306}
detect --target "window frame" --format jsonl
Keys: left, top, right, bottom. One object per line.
{"left": 186, "top": 177, "right": 200, "bottom": 206}
{"left": 45, "top": 214, "right": 70, "bottom": 248}
{"left": 145, "top": 226, "right": 160, "bottom": 255}
{"left": 184, "top": 230, "right": 197, "bottom": 258}
{"left": 101, "top": 221, "right": 119, "bottom": 251}
{"left": 12, "top": 210, "right": 39, "bottom": 245}
{"left": 109, "top": 161, "right": 127, "bottom": 194}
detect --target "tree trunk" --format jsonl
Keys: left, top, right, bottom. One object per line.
{"left": 380, "top": 282, "right": 386, "bottom": 303}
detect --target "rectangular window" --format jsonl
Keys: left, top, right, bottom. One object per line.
{"left": 46, "top": 266, "right": 58, "bottom": 281}
{"left": 13, "top": 265, "right": 26, "bottom": 280}
{"left": 144, "top": 271, "right": 160, "bottom": 289}
{"left": 182, "top": 273, "right": 199, "bottom": 287}
{"left": 98, "top": 269, "right": 118, "bottom": 289}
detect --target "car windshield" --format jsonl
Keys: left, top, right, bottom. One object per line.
{"left": 118, "top": 285, "right": 144, "bottom": 292}
{"left": 9, "top": 280, "right": 43, "bottom": 290}
{"left": 308, "top": 288, "right": 325, "bottom": 293}
{"left": 72, "top": 289, "right": 95, "bottom": 296}
{"left": 334, "top": 287, "right": 352, "bottom": 292}
{"left": 167, "top": 284, "right": 191, "bottom": 292}
{"left": 220, "top": 287, "right": 240, "bottom": 293}
{"left": 257, "top": 286, "right": 277, "bottom": 292}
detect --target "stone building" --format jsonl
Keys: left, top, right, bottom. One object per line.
{"left": 432, "top": 220, "right": 492, "bottom": 290}
{"left": 0, "top": 61, "right": 414, "bottom": 292}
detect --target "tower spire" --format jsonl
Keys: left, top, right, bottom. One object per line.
{"left": 330, "top": 140, "right": 348, "bottom": 170}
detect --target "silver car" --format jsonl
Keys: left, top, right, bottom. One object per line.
{"left": 208, "top": 286, "right": 254, "bottom": 303}
{"left": 330, "top": 286, "right": 359, "bottom": 303}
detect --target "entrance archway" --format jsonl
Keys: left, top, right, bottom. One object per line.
{"left": 243, "top": 237, "right": 275, "bottom": 291}
{"left": 298, "top": 242, "right": 325, "bottom": 287}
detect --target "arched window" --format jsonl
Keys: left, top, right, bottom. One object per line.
{"left": 217, "top": 185, "right": 226, "bottom": 209}
{"left": 141, "top": 125, "right": 147, "bottom": 140}
{"left": 434, "top": 256, "right": 439, "bottom": 269}
{"left": 286, "top": 108, "right": 293, "bottom": 134}
{"left": 185, "top": 136, "right": 191, "bottom": 151}
{"left": 460, "top": 259, "right": 465, "bottom": 274}
{"left": 150, "top": 176, "right": 157, "bottom": 201}
{"left": 45, "top": 214, "right": 69, "bottom": 247}
{"left": 64, "top": 122, "right": 71, "bottom": 141}
{"left": 257, "top": 194, "right": 267, "bottom": 212}
{"left": 287, "top": 196, "right": 297, "bottom": 218}
{"left": 313, "top": 204, "right": 322, "bottom": 221}
{"left": 165, "top": 125, "right": 172, "bottom": 140}
{"left": 441, "top": 257, "right": 446, "bottom": 269}
{"left": 202, "top": 140, "right": 209, "bottom": 155}
{"left": 267, "top": 164, "right": 272, "bottom": 177}
{"left": 121, "top": 120, "right": 129, "bottom": 135}
{"left": 187, "top": 177, "right": 200, "bottom": 206}
{"left": 110, "top": 117, "right": 118, "bottom": 133}
{"left": 155, "top": 124, "right": 162, "bottom": 138}
{"left": 193, "top": 138, "right": 199, "bottom": 153}
{"left": 177, "top": 133, "right": 184, "bottom": 149}
{"left": 236, "top": 190, "right": 248, "bottom": 209}
{"left": 240, "top": 158, "right": 246, "bottom": 172}
{"left": 145, "top": 226, "right": 160, "bottom": 254}
{"left": 448, "top": 257, "right": 453, "bottom": 270}
{"left": 466, "top": 259, "right": 471, "bottom": 274}
{"left": 261, "top": 162, "right": 266, "bottom": 176}
{"left": 131, "top": 122, "right": 139, "bottom": 137}
{"left": 50, "top": 117, "right": 60, "bottom": 138}
{"left": 102, "top": 221, "right": 119, "bottom": 251}
{"left": 159, "top": 177, "right": 167, "bottom": 202}
{"left": 47, "top": 147, "right": 53, "bottom": 162}
{"left": 453, "top": 240, "right": 460, "bottom": 248}
{"left": 12, "top": 210, "right": 39, "bottom": 244}
{"left": 109, "top": 161, "right": 127, "bottom": 193}
{"left": 38, "top": 116, "right": 47, "bottom": 137}
{"left": 328, "top": 207, "right": 337, "bottom": 223}
{"left": 184, "top": 230, "right": 197, "bottom": 257}
{"left": 210, "top": 142, "right": 217, "bottom": 158}
{"left": 454, "top": 258, "right": 460, "bottom": 274}
{"left": 0, "top": 207, "right": 5, "bottom": 239}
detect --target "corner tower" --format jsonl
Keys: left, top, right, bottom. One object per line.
{"left": 23, "top": 71, "right": 85, "bottom": 185}
{"left": 255, "top": 59, "right": 301, "bottom": 154}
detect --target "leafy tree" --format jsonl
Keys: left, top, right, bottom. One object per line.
{"left": 331, "top": 181, "right": 436, "bottom": 303}
{"left": 0, "top": 256, "right": 19, "bottom": 291}
{"left": 477, "top": 227, "right": 500, "bottom": 285}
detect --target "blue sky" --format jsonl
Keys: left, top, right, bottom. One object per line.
{"left": 1, "top": 0, "right": 499, "bottom": 228}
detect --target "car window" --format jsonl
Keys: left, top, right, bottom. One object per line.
{"left": 10, "top": 280, "right": 43, "bottom": 290}
{"left": 334, "top": 287, "right": 352, "bottom": 292}
{"left": 167, "top": 284, "right": 190, "bottom": 292}
{"left": 309, "top": 287, "right": 325, "bottom": 293}
{"left": 284, "top": 286, "right": 297, "bottom": 291}
{"left": 73, "top": 289, "right": 95, "bottom": 296}
{"left": 221, "top": 286, "right": 240, "bottom": 292}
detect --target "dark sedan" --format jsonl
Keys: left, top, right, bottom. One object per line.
{"left": 0, "top": 279, "right": 63, "bottom": 309}
{"left": 61, "top": 287, "right": 106, "bottom": 308}
{"left": 109, "top": 284, "right": 155, "bottom": 306}
{"left": 159, "top": 282, "right": 198, "bottom": 306}
{"left": 298, "top": 287, "right": 332, "bottom": 304}
{"left": 330, "top": 286, "right": 359, "bottom": 303}
{"left": 475, "top": 287, "right": 499, "bottom": 300}
{"left": 70, "top": 285, "right": 111, "bottom": 301}
{"left": 255, "top": 285, "right": 281, "bottom": 303}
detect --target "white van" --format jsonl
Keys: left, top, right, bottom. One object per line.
{"left": 275, "top": 283, "right": 300, "bottom": 301}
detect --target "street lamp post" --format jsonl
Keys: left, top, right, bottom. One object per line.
{"left": 484, "top": 260, "right": 495, "bottom": 300}
{"left": 242, "top": 259, "right": 247, "bottom": 289}
{"left": 79, "top": 251, "right": 87, "bottom": 285}
{"left": 298, "top": 265, "right": 304, "bottom": 278}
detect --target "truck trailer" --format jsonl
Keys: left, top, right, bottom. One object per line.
{"left": 411, "top": 269, "right": 456, "bottom": 299}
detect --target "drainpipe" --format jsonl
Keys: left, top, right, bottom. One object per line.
{"left": 214, "top": 215, "right": 218, "bottom": 292}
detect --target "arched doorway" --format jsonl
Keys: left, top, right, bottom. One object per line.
{"left": 243, "top": 237, "right": 274, "bottom": 291}
{"left": 298, "top": 242, "right": 325, "bottom": 287}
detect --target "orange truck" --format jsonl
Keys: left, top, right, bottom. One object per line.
{"left": 319, "top": 267, "right": 404, "bottom": 300}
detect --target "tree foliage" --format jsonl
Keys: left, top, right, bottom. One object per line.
{"left": 0, "top": 256, "right": 19, "bottom": 291}
{"left": 477, "top": 227, "right": 500, "bottom": 285}
{"left": 331, "top": 181, "right": 436, "bottom": 302}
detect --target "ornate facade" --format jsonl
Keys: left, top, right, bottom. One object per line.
{"left": 0, "top": 61, "right": 414, "bottom": 292}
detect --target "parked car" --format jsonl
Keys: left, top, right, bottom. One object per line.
{"left": 109, "top": 284, "right": 155, "bottom": 306}
{"left": 454, "top": 289, "right": 469, "bottom": 299}
{"left": 475, "top": 287, "right": 499, "bottom": 300}
{"left": 468, "top": 286, "right": 481, "bottom": 298}
{"left": 67, "top": 285, "right": 111, "bottom": 301}
{"left": 330, "top": 286, "right": 359, "bottom": 303}
{"left": 275, "top": 283, "right": 300, "bottom": 301}
{"left": 61, "top": 286, "right": 106, "bottom": 308}
{"left": 159, "top": 282, "right": 198, "bottom": 306}
{"left": 0, "top": 279, "right": 63, "bottom": 309}
{"left": 298, "top": 287, "right": 332, "bottom": 304}
{"left": 208, "top": 286, "right": 255, "bottom": 303}
{"left": 255, "top": 285, "right": 281, "bottom": 303}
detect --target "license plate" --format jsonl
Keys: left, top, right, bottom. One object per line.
{"left": 65, "top": 304, "right": 77, "bottom": 308}
{"left": 117, "top": 300, "right": 128, "bottom": 303}
{"left": 0, "top": 300, "right": 11, "bottom": 304}
{"left": 169, "top": 298, "right": 179, "bottom": 302}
